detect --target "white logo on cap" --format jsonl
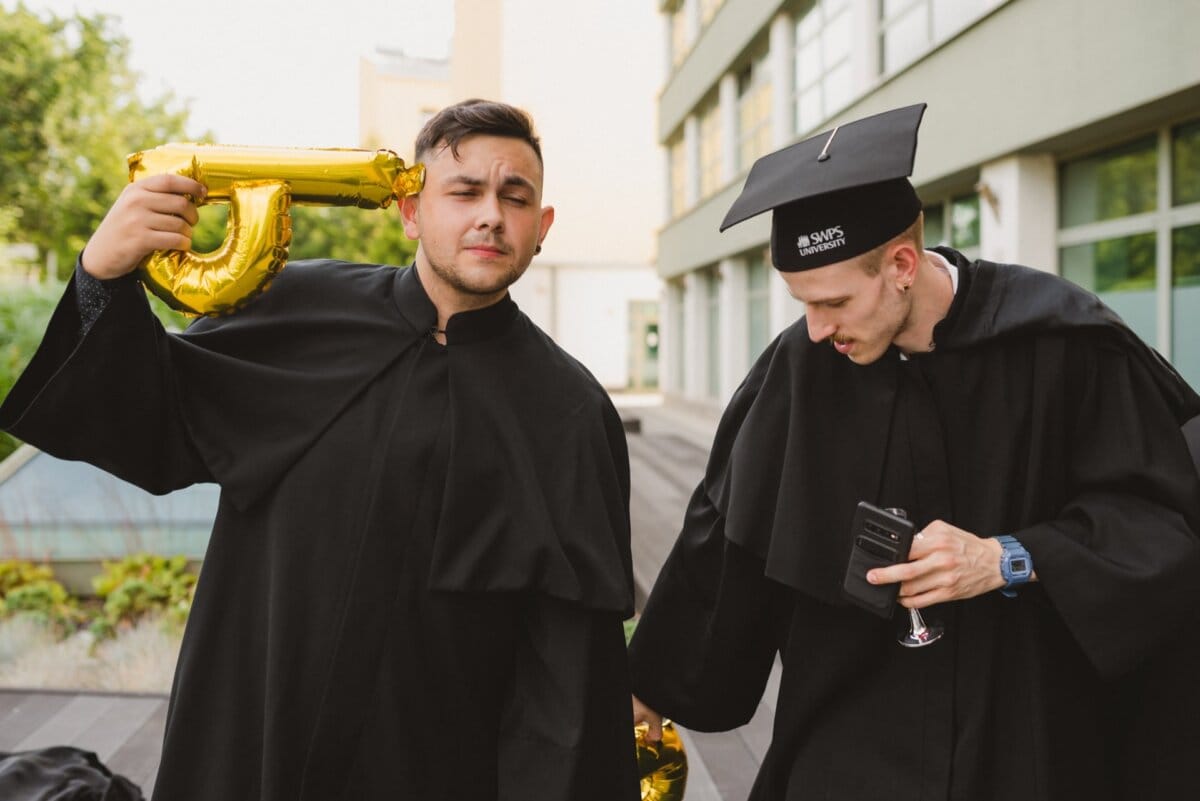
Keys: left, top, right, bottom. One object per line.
{"left": 797, "top": 225, "right": 846, "bottom": 257}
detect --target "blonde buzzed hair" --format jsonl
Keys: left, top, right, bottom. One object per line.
{"left": 856, "top": 212, "right": 925, "bottom": 275}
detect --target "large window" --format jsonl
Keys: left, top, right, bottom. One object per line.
{"left": 794, "top": 0, "right": 853, "bottom": 135}
{"left": 698, "top": 98, "right": 723, "bottom": 199}
{"left": 704, "top": 267, "right": 722, "bottom": 398}
{"left": 879, "top": 0, "right": 1004, "bottom": 75}
{"left": 1058, "top": 120, "right": 1200, "bottom": 387}
{"left": 746, "top": 250, "right": 771, "bottom": 361}
{"left": 668, "top": 133, "right": 687, "bottom": 218}
{"left": 700, "top": 0, "right": 722, "bottom": 27}
{"left": 669, "top": 278, "right": 686, "bottom": 392}
{"left": 670, "top": 3, "right": 690, "bottom": 67}
{"left": 737, "top": 49, "right": 772, "bottom": 171}
{"left": 921, "top": 192, "right": 980, "bottom": 258}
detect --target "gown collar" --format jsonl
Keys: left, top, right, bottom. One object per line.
{"left": 392, "top": 263, "right": 520, "bottom": 345}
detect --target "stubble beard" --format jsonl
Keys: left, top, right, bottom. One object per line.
{"left": 840, "top": 292, "right": 913, "bottom": 365}
{"left": 425, "top": 250, "right": 525, "bottom": 298}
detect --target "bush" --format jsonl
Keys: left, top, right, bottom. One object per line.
{"left": 0, "top": 560, "right": 81, "bottom": 634}
{"left": 90, "top": 553, "right": 197, "bottom": 639}
{"left": 0, "top": 560, "right": 54, "bottom": 595}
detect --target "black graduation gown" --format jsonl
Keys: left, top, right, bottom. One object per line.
{"left": 628, "top": 249, "right": 1200, "bottom": 801}
{"left": 0, "top": 260, "right": 639, "bottom": 801}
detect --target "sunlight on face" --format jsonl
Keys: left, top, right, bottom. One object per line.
{"left": 782, "top": 255, "right": 910, "bottom": 364}
{"left": 401, "top": 134, "right": 554, "bottom": 309}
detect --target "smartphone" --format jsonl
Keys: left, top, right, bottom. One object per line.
{"left": 841, "top": 502, "right": 915, "bottom": 618}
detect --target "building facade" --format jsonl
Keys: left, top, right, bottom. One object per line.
{"left": 359, "top": 0, "right": 665, "bottom": 390}
{"left": 657, "top": 0, "right": 1200, "bottom": 409}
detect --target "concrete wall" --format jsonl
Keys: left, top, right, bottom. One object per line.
{"left": 657, "top": 0, "right": 1200, "bottom": 278}
{"left": 358, "top": 55, "right": 452, "bottom": 159}
{"left": 510, "top": 263, "right": 661, "bottom": 389}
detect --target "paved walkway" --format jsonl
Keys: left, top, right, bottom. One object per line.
{"left": 1, "top": 396, "right": 770, "bottom": 801}
{"left": 0, "top": 688, "right": 167, "bottom": 796}
{"left": 620, "top": 396, "right": 779, "bottom": 801}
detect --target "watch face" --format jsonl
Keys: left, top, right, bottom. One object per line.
{"left": 1011, "top": 558, "right": 1027, "bottom": 573}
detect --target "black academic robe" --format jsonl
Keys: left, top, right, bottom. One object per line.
{"left": 0, "top": 260, "right": 639, "bottom": 801}
{"left": 628, "top": 249, "right": 1200, "bottom": 801}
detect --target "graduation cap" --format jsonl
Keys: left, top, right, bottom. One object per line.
{"left": 721, "top": 103, "right": 927, "bottom": 271}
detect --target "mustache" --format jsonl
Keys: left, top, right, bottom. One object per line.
{"left": 461, "top": 236, "right": 512, "bottom": 253}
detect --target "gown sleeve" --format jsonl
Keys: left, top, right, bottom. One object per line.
{"left": 627, "top": 483, "right": 790, "bottom": 731}
{"left": 0, "top": 259, "right": 212, "bottom": 494}
{"left": 1016, "top": 334, "right": 1200, "bottom": 679}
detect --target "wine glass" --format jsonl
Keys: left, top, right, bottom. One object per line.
{"left": 885, "top": 508, "right": 944, "bottom": 648}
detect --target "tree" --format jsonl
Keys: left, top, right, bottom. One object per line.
{"left": 192, "top": 204, "right": 418, "bottom": 267}
{"left": 0, "top": 4, "right": 192, "bottom": 279}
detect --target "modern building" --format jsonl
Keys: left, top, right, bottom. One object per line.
{"left": 656, "top": 0, "right": 1200, "bottom": 410}
{"left": 0, "top": 446, "right": 217, "bottom": 594}
{"left": 359, "top": 0, "right": 665, "bottom": 390}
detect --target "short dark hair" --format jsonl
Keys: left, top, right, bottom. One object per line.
{"left": 414, "top": 99, "right": 542, "bottom": 165}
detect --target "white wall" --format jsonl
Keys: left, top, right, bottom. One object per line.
{"left": 496, "top": 0, "right": 665, "bottom": 266}
{"left": 509, "top": 262, "right": 661, "bottom": 389}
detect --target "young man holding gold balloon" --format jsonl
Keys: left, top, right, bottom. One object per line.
{"left": 1, "top": 100, "right": 640, "bottom": 801}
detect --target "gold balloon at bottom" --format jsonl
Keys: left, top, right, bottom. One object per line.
{"left": 636, "top": 720, "right": 687, "bottom": 801}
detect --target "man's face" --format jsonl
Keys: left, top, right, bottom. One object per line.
{"left": 401, "top": 134, "right": 553, "bottom": 304}
{"left": 781, "top": 254, "right": 911, "bottom": 364}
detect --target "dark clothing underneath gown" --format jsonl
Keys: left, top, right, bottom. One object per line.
{"left": 629, "top": 251, "right": 1200, "bottom": 801}
{"left": 0, "top": 260, "right": 638, "bottom": 801}
{"left": 0, "top": 747, "right": 143, "bottom": 800}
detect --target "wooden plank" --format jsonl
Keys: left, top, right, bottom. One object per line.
{"left": 16, "top": 694, "right": 119, "bottom": 752}
{"left": 737, "top": 701, "right": 774, "bottom": 767}
{"left": 0, "top": 689, "right": 27, "bottom": 722}
{"left": 685, "top": 728, "right": 761, "bottom": 801}
{"left": 72, "top": 695, "right": 164, "bottom": 763}
{"left": 674, "top": 727, "right": 725, "bottom": 801}
{"left": 627, "top": 431, "right": 708, "bottom": 605}
{"left": 106, "top": 699, "right": 168, "bottom": 795}
{"left": 0, "top": 692, "right": 72, "bottom": 750}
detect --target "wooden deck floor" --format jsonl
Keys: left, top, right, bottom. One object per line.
{"left": 0, "top": 688, "right": 167, "bottom": 796}
{"left": 0, "top": 401, "right": 770, "bottom": 801}
{"left": 626, "top": 409, "right": 779, "bottom": 801}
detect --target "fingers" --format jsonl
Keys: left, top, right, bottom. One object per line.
{"left": 139, "top": 172, "right": 207, "bottom": 203}
{"left": 867, "top": 520, "right": 1004, "bottom": 605}
{"left": 632, "top": 695, "right": 664, "bottom": 742}
{"left": 82, "top": 176, "right": 207, "bottom": 279}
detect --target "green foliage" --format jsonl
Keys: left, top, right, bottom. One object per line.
{"left": 289, "top": 206, "right": 418, "bottom": 266}
{"left": 0, "top": 559, "right": 54, "bottom": 596}
{"left": 0, "top": 560, "right": 80, "bottom": 633}
{"left": 0, "top": 278, "right": 64, "bottom": 461}
{"left": 192, "top": 203, "right": 418, "bottom": 268}
{"left": 0, "top": 5, "right": 194, "bottom": 279}
{"left": 90, "top": 553, "right": 197, "bottom": 639}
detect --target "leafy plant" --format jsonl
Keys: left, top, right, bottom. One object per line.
{"left": 0, "top": 280, "right": 63, "bottom": 461}
{"left": 0, "top": 561, "right": 81, "bottom": 634}
{"left": 90, "top": 553, "right": 197, "bottom": 639}
{"left": 0, "top": 560, "right": 54, "bottom": 596}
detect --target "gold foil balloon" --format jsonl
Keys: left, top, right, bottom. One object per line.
{"left": 636, "top": 720, "right": 688, "bottom": 801}
{"left": 126, "top": 143, "right": 425, "bottom": 316}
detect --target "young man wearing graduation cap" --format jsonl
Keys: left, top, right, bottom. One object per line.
{"left": 0, "top": 100, "right": 640, "bottom": 801}
{"left": 629, "top": 104, "right": 1200, "bottom": 800}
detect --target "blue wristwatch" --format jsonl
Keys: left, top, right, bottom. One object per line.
{"left": 995, "top": 535, "right": 1033, "bottom": 597}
